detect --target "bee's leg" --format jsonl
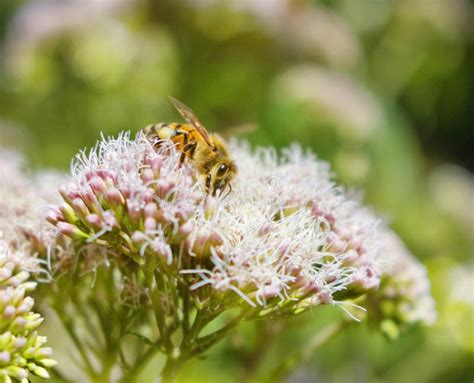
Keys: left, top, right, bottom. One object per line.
{"left": 205, "top": 174, "right": 212, "bottom": 194}
{"left": 183, "top": 142, "right": 197, "bottom": 159}
{"left": 176, "top": 127, "right": 190, "bottom": 163}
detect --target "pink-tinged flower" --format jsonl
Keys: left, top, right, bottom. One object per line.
{"left": 49, "top": 132, "right": 204, "bottom": 269}
{"left": 49, "top": 133, "right": 385, "bottom": 316}
{"left": 367, "top": 231, "right": 436, "bottom": 338}
{"left": 0, "top": 149, "right": 64, "bottom": 254}
{"left": 182, "top": 141, "right": 383, "bottom": 311}
{"left": 0, "top": 239, "right": 57, "bottom": 381}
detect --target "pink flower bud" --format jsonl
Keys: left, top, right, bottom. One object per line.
{"left": 57, "top": 222, "right": 89, "bottom": 240}
{"left": 0, "top": 291, "right": 11, "bottom": 306}
{"left": 46, "top": 207, "right": 63, "bottom": 225}
{"left": 97, "top": 169, "right": 117, "bottom": 183}
{"left": 16, "top": 296, "right": 34, "bottom": 315}
{"left": 324, "top": 213, "right": 335, "bottom": 224}
{"left": 141, "top": 168, "right": 155, "bottom": 184}
{"left": 10, "top": 317, "right": 27, "bottom": 333}
{"left": 178, "top": 220, "right": 194, "bottom": 238}
{"left": 59, "top": 183, "right": 79, "bottom": 203}
{"left": 89, "top": 176, "right": 106, "bottom": 194}
{"left": 156, "top": 178, "right": 175, "bottom": 195}
{"left": 8, "top": 271, "right": 30, "bottom": 287}
{"left": 209, "top": 232, "right": 223, "bottom": 247}
{"left": 0, "top": 268, "right": 12, "bottom": 282}
{"left": 24, "top": 313, "right": 43, "bottom": 330}
{"left": 72, "top": 198, "right": 89, "bottom": 219}
{"left": 82, "top": 189, "right": 101, "bottom": 212}
{"left": 36, "top": 347, "right": 53, "bottom": 357}
{"left": 22, "top": 282, "right": 37, "bottom": 292}
{"left": 311, "top": 204, "right": 324, "bottom": 218}
{"left": 86, "top": 214, "right": 102, "bottom": 230}
{"left": 6, "top": 366, "right": 28, "bottom": 379}
{"left": 144, "top": 203, "right": 159, "bottom": 219}
{"left": 120, "top": 185, "right": 131, "bottom": 198}
{"left": 3, "top": 305, "right": 16, "bottom": 320}
{"left": 33, "top": 366, "right": 50, "bottom": 379}
{"left": 316, "top": 290, "right": 333, "bottom": 304}
{"left": 105, "top": 187, "right": 125, "bottom": 206}
{"left": 350, "top": 267, "right": 379, "bottom": 290}
{"left": 0, "top": 351, "right": 10, "bottom": 365}
{"left": 12, "top": 337, "right": 27, "bottom": 350}
{"left": 59, "top": 202, "right": 77, "bottom": 223}
{"left": 148, "top": 157, "right": 163, "bottom": 173}
{"left": 177, "top": 204, "right": 195, "bottom": 220}
{"left": 131, "top": 231, "right": 148, "bottom": 245}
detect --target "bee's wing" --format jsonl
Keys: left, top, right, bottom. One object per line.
{"left": 169, "top": 97, "right": 214, "bottom": 148}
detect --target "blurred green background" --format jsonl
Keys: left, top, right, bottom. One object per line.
{"left": 0, "top": 0, "right": 472, "bottom": 382}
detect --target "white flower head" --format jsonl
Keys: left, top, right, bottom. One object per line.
{"left": 0, "top": 239, "right": 57, "bottom": 381}
{"left": 49, "top": 132, "right": 203, "bottom": 269}
{"left": 50, "top": 133, "right": 385, "bottom": 316}
{"left": 367, "top": 230, "right": 436, "bottom": 337}
{"left": 0, "top": 148, "right": 64, "bottom": 257}
{"left": 184, "top": 141, "right": 383, "bottom": 310}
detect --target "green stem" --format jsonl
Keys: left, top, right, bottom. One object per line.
{"left": 54, "top": 305, "right": 97, "bottom": 377}
{"left": 241, "top": 320, "right": 283, "bottom": 383}
{"left": 118, "top": 344, "right": 161, "bottom": 383}
{"left": 182, "top": 284, "right": 190, "bottom": 333}
{"left": 148, "top": 271, "right": 174, "bottom": 352}
{"left": 159, "top": 306, "right": 211, "bottom": 382}
{"left": 188, "top": 309, "right": 249, "bottom": 358}
{"left": 161, "top": 355, "right": 186, "bottom": 383}
{"left": 182, "top": 308, "right": 205, "bottom": 349}
{"left": 261, "top": 321, "right": 350, "bottom": 383}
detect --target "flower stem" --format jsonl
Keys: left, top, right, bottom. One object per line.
{"left": 148, "top": 270, "right": 174, "bottom": 352}
{"left": 118, "top": 344, "right": 161, "bottom": 383}
{"left": 261, "top": 320, "right": 350, "bottom": 383}
{"left": 188, "top": 309, "right": 249, "bottom": 358}
{"left": 161, "top": 355, "right": 186, "bottom": 383}
{"left": 240, "top": 320, "right": 283, "bottom": 383}
{"left": 54, "top": 304, "right": 97, "bottom": 377}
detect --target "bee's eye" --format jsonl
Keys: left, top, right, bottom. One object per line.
{"left": 216, "top": 164, "right": 228, "bottom": 177}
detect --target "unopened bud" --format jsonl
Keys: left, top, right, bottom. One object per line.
{"left": 89, "top": 176, "right": 106, "bottom": 194}
{"left": 105, "top": 187, "right": 125, "bottom": 207}
{"left": 57, "top": 222, "right": 89, "bottom": 240}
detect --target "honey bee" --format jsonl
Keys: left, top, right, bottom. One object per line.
{"left": 143, "top": 97, "right": 237, "bottom": 196}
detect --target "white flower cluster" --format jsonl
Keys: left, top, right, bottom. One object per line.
{"left": 0, "top": 149, "right": 63, "bottom": 250}
{"left": 50, "top": 133, "right": 384, "bottom": 314}
{"left": 0, "top": 240, "right": 57, "bottom": 382}
{"left": 48, "top": 133, "right": 203, "bottom": 270}
{"left": 184, "top": 142, "right": 382, "bottom": 308}
{"left": 373, "top": 232, "right": 436, "bottom": 328}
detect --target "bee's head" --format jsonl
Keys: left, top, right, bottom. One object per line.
{"left": 206, "top": 159, "right": 237, "bottom": 197}
{"left": 202, "top": 133, "right": 237, "bottom": 197}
